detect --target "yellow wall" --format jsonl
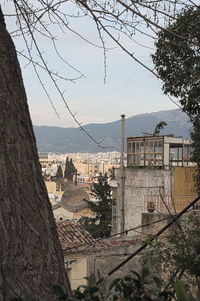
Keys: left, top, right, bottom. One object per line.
{"left": 173, "top": 167, "right": 197, "bottom": 212}
{"left": 45, "top": 181, "right": 64, "bottom": 196}
{"left": 74, "top": 162, "right": 120, "bottom": 176}
{"left": 65, "top": 255, "right": 87, "bottom": 290}
{"left": 75, "top": 163, "right": 89, "bottom": 175}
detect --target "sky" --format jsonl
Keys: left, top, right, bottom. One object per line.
{"left": 4, "top": 2, "right": 177, "bottom": 128}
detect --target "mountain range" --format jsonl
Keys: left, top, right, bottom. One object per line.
{"left": 33, "top": 109, "right": 192, "bottom": 153}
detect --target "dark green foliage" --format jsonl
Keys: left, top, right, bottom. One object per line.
{"left": 174, "top": 279, "right": 197, "bottom": 301}
{"left": 7, "top": 278, "right": 197, "bottom": 301}
{"left": 56, "top": 165, "right": 63, "bottom": 179}
{"left": 6, "top": 271, "right": 198, "bottom": 301}
{"left": 67, "top": 267, "right": 173, "bottom": 301}
{"left": 64, "top": 157, "right": 76, "bottom": 182}
{"left": 191, "top": 118, "right": 200, "bottom": 193}
{"left": 153, "top": 121, "right": 167, "bottom": 136}
{"left": 69, "top": 274, "right": 101, "bottom": 301}
{"left": 143, "top": 215, "right": 200, "bottom": 295}
{"left": 54, "top": 285, "right": 68, "bottom": 300}
{"left": 152, "top": 7, "right": 200, "bottom": 119}
{"left": 79, "top": 174, "right": 112, "bottom": 238}
{"left": 152, "top": 7, "right": 200, "bottom": 191}
{"left": 110, "top": 167, "right": 115, "bottom": 180}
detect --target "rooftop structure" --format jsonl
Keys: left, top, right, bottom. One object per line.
{"left": 38, "top": 152, "right": 49, "bottom": 169}
{"left": 127, "top": 135, "right": 192, "bottom": 168}
{"left": 38, "top": 152, "right": 48, "bottom": 159}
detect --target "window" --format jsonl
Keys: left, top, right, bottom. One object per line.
{"left": 127, "top": 137, "right": 163, "bottom": 167}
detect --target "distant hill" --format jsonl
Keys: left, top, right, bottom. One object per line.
{"left": 33, "top": 109, "right": 192, "bottom": 153}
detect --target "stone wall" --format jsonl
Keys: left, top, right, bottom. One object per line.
{"left": 87, "top": 242, "right": 142, "bottom": 282}
{"left": 141, "top": 212, "right": 176, "bottom": 236}
{"left": 115, "top": 168, "right": 173, "bottom": 235}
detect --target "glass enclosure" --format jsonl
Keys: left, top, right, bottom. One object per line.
{"left": 127, "top": 136, "right": 192, "bottom": 168}
{"left": 170, "top": 144, "right": 192, "bottom": 166}
{"left": 127, "top": 137, "right": 163, "bottom": 167}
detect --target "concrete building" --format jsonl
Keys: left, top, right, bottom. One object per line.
{"left": 75, "top": 162, "right": 120, "bottom": 178}
{"left": 45, "top": 181, "right": 65, "bottom": 197}
{"left": 38, "top": 152, "right": 49, "bottom": 169}
{"left": 113, "top": 135, "right": 197, "bottom": 235}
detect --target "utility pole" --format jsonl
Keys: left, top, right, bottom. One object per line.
{"left": 120, "top": 114, "right": 125, "bottom": 234}
{"left": 74, "top": 168, "right": 78, "bottom": 185}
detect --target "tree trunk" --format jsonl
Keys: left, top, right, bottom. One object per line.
{"left": 0, "top": 7, "right": 71, "bottom": 300}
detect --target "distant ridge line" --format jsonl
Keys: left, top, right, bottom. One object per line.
{"left": 33, "top": 109, "right": 191, "bottom": 153}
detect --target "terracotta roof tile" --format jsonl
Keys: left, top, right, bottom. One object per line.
{"left": 57, "top": 220, "right": 140, "bottom": 255}
{"left": 57, "top": 220, "right": 95, "bottom": 249}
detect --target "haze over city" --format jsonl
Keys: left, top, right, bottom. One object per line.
{"left": 4, "top": 1, "right": 177, "bottom": 129}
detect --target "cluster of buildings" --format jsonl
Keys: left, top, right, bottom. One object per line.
{"left": 38, "top": 151, "right": 120, "bottom": 222}
{"left": 40, "top": 135, "right": 198, "bottom": 290}
{"left": 39, "top": 151, "right": 120, "bottom": 183}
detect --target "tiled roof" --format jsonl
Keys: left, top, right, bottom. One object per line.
{"left": 57, "top": 219, "right": 95, "bottom": 250}
{"left": 57, "top": 220, "right": 140, "bottom": 255}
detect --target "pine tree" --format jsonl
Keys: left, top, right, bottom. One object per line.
{"left": 69, "top": 158, "right": 76, "bottom": 177}
{"left": 64, "top": 157, "right": 75, "bottom": 182}
{"left": 56, "top": 165, "right": 63, "bottom": 179}
{"left": 79, "top": 174, "right": 112, "bottom": 238}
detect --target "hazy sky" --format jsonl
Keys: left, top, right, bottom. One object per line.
{"left": 5, "top": 2, "right": 177, "bottom": 128}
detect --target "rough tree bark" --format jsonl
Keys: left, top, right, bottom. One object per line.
{"left": 0, "top": 7, "right": 70, "bottom": 300}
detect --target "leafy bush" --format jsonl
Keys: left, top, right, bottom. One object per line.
{"left": 8, "top": 268, "right": 198, "bottom": 300}
{"left": 67, "top": 267, "right": 173, "bottom": 301}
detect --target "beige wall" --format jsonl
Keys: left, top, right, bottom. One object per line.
{"left": 75, "top": 163, "right": 89, "bottom": 175}
{"left": 75, "top": 163, "right": 99, "bottom": 176}
{"left": 75, "top": 162, "right": 120, "bottom": 177}
{"left": 53, "top": 205, "right": 95, "bottom": 221}
{"left": 53, "top": 207, "right": 74, "bottom": 221}
{"left": 73, "top": 207, "right": 95, "bottom": 219}
{"left": 65, "top": 255, "right": 88, "bottom": 290}
{"left": 65, "top": 244, "right": 141, "bottom": 290}
{"left": 45, "top": 181, "right": 64, "bottom": 196}
{"left": 98, "top": 164, "right": 120, "bottom": 174}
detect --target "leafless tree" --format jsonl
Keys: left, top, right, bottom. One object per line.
{"left": 7, "top": 0, "right": 199, "bottom": 133}
{"left": 0, "top": 0, "right": 198, "bottom": 300}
